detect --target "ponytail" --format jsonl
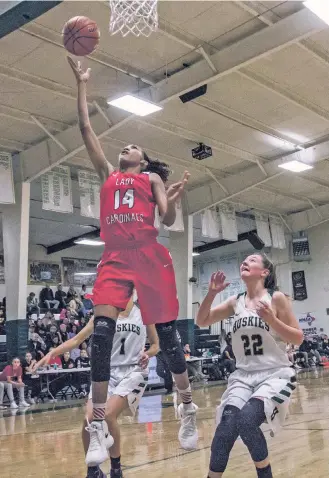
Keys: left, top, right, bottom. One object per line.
{"left": 143, "top": 152, "right": 171, "bottom": 183}
{"left": 258, "top": 253, "right": 278, "bottom": 293}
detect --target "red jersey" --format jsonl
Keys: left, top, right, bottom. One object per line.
{"left": 100, "top": 171, "right": 158, "bottom": 248}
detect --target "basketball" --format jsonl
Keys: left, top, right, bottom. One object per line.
{"left": 63, "top": 16, "right": 100, "bottom": 56}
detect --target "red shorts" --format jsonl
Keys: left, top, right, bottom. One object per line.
{"left": 92, "top": 242, "right": 179, "bottom": 325}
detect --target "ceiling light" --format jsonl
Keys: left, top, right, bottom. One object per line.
{"left": 74, "top": 272, "right": 97, "bottom": 276}
{"left": 278, "top": 160, "right": 313, "bottom": 172}
{"left": 74, "top": 238, "right": 105, "bottom": 246}
{"left": 192, "top": 252, "right": 200, "bottom": 257}
{"left": 304, "top": 1, "right": 329, "bottom": 25}
{"left": 107, "top": 95, "right": 162, "bottom": 117}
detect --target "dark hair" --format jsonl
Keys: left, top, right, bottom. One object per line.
{"left": 143, "top": 152, "right": 171, "bottom": 183}
{"left": 257, "top": 253, "right": 278, "bottom": 292}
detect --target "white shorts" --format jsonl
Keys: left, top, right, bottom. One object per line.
{"left": 89, "top": 365, "right": 148, "bottom": 415}
{"left": 216, "top": 366, "right": 296, "bottom": 435}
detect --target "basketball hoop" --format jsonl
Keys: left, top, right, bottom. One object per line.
{"left": 109, "top": 0, "right": 158, "bottom": 37}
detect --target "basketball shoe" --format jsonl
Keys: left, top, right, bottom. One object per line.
{"left": 177, "top": 403, "right": 198, "bottom": 450}
{"left": 85, "top": 420, "right": 114, "bottom": 466}
{"left": 110, "top": 469, "right": 123, "bottom": 478}
{"left": 86, "top": 465, "right": 107, "bottom": 478}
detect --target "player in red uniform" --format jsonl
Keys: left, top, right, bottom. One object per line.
{"left": 68, "top": 58, "right": 198, "bottom": 473}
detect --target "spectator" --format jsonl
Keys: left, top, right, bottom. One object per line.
{"left": 66, "top": 285, "right": 78, "bottom": 303}
{"left": 59, "top": 323, "right": 69, "bottom": 343}
{"left": 80, "top": 284, "right": 87, "bottom": 300}
{"left": 27, "top": 292, "right": 40, "bottom": 318}
{"left": 0, "top": 357, "right": 30, "bottom": 409}
{"left": 79, "top": 317, "right": 87, "bottom": 330}
{"left": 51, "top": 335, "right": 61, "bottom": 350}
{"left": 46, "top": 325, "right": 61, "bottom": 349}
{"left": 40, "top": 284, "right": 59, "bottom": 310}
{"left": 222, "top": 335, "right": 236, "bottom": 374}
{"left": 61, "top": 351, "right": 74, "bottom": 369}
{"left": 35, "top": 318, "right": 46, "bottom": 334}
{"left": 75, "top": 348, "right": 90, "bottom": 368}
{"left": 55, "top": 284, "right": 67, "bottom": 310}
{"left": 21, "top": 352, "right": 39, "bottom": 404}
{"left": 68, "top": 324, "right": 78, "bottom": 339}
{"left": 47, "top": 348, "right": 62, "bottom": 367}
{"left": 28, "top": 333, "right": 45, "bottom": 361}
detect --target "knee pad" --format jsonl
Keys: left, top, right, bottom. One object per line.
{"left": 210, "top": 405, "right": 240, "bottom": 473}
{"left": 91, "top": 316, "right": 116, "bottom": 382}
{"left": 237, "top": 399, "right": 268, "bottom": 462}
{"left": 156, "top": 321, "right": 186, "bottom": 374}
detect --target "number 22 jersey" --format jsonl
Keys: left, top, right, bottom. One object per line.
{"left": 100, "top": 171, "right": 158, "bottom": 248}
{"left": 231, "top": 291, "right": 291, "bottom": 372}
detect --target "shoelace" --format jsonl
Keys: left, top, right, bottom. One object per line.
{"left": 86, "top": 424, "right": 102, "bottom": 452}
{"left": 181, "top": 412, "right": 196, "bottom": 437}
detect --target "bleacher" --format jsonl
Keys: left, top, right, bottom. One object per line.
{"left": 194, "top": 328, "right": 220, "bottom": 353}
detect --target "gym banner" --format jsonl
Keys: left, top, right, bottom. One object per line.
{"left": 0, "top": 152, "right": 15, "bottom": 204}
{"left": 78, "top": 169, "right": 101, "bottom": 219}
{"left": 292, "top": 270, "right": 307, "bottom": 301}
{"left": 41, "top": 165, "right": 73, "bottom": 213}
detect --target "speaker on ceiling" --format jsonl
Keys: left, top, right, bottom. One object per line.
{"left": 247, "top": 231, "right": 265, "bottom": 251}
{"left": 179, "top": 84, "right": 208, "bottom": 103}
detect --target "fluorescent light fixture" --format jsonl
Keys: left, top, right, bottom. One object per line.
{"left": 107, "top": 95, "right": 163, "bottom": 117}
{"left": 279, "top": 160, "right": 313, "bottom": 172}
{"left": 192, "top": 252, "right": 200, "bottom": 257}
{"left": 74, "top": 272, "right": 97, "bottom": 276}
{"left": 74, "top": 238, "right": 105, "bottom": 246}
{"left": 304, "top": 1, "right": 329, "bottom": 25}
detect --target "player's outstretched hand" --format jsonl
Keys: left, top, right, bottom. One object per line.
{"left": 138, "top": 352, "right": 150, "bottom": 370}
{"left": 166, "top": 170, "right": 190, "bottom": 203}
{"left": 67, "top": 57, "right": 91, "bottom": 84}
{"left": 31, "top": 352, "right": 52, "bottom": 373}
{"left": 209, "top": 271, "right": 230, "bottom": 295}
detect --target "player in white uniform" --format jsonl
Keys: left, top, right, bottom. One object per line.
{"left": 33, "top": 298, "right": 159, "bottom": 478}
{"left": 197, "top": 253, "right": 303, "bottom": 478}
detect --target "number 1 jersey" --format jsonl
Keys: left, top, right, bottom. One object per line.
{"left": 100, "top": 171, "right": 158, "bottom": 248}
{"left": 231, "top": 292, "right": 291, "bottom": 372}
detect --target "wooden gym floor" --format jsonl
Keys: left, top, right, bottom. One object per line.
{"left": 1, "top": 369, "right": 329, "bottom": 478}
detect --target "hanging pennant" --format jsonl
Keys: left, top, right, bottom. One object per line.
{"left": 269, "top": 216, "right": 286, "bottom": 249}
{"left": 219, "top": 204, "right": 238, "bottom": 241}
{"left": 201, "top": 208, "right": 220, "bottom": 239}
{"left": 78, "top": 169, "right": 101, "bottom": 219}
{"left": 255, "top": 212, "right": 272, "bottom": 247}
{"left": 41, "top": 165, "right": 73, "bottom": 213}
{"left": 0, "top": 152, "right": 15, "bottom": 204}
{"left": 164, "top": 199, "right": 184, "bottom": 232}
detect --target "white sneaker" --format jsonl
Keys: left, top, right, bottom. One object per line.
{"left": 19, "top": 401, "right": 31, "bottom": 408}
{"left": 85, "top": 420, "right": 113, "bottom": 466}
{"left": 177, "top": 403, "right": 198, "bottom": 450}
{"left": 28, "top": 398, "right": 36, "bottom": 405}
{"left": 10, "top": 401, "right": 18, "bottom": 409}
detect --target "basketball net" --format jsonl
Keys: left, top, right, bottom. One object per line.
{"left": 109, "top": 0, "right": 158, "bottom": 37}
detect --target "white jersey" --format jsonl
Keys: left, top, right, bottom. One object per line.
{"left": 231, "top": 291, "right": 291, "bottom": 372}
{"left": 111, "top": 304, "right": 146, "bottom": 367}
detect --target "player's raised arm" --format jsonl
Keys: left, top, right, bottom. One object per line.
{"left": 197, "top": 271, "right": 235, "bottom": 327}
{"left": 68, "top": 57, "right": 113, "bottom": 183}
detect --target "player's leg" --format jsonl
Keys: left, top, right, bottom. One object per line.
{"left": 208, "top": 375, "right": 253, "bottom": 477}
{"left": 136, "top": 243, "right": 198, "bottom": 449}
{"left": 83, "top": 399, "right": 107, "bottom": 478}
{"left": 236, "top": 398, "right": 272, "bottom": 477}
{"left": 105, "top": 395, "right": 128, "bottom": 478}
{"left": 87, "top": 253, "right": 133, "bottom": 466}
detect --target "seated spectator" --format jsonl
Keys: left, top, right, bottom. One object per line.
{"left": 0, "top": 357, "right": 30, "bottom": 409}
{"left": 66, "top": 285, "right": 78, "bottom": 303}
{"left": 320, "top": 336, "right": 329, "bottom": 356}
{"left": 28, "top": 333, "right": 45, "bottom": 361}
{"left": 80, "top": 284, "right": 87, "bottom": 300}
{"left": 21, "top": 352, "right": 40, "bottom": 404}
{"left": 27, "top": 292, "right": 40, "bottom": 318}
{"left": 61, "top": 351, "right": 74, "bottom": 369}
{"left": 68, "top": 324, "right": 78, "bottom": 339}
{"left": 50, "top": 335, "right": 61, "bottom": 350}
{"left": 79, "top": 317, "right": 87, "bottom": 330}
{"left": 46, "top": 325, "right": 61, "bottom": 349}
{"left": 70, "top": 346, "right": 81, "bottom": 362}
{"left": 60, "top": 306, "right": 68, "bottom": 321}
{"left": 75, "top": 348, "right": 90, "bottom": 368}
{"left": 47, "top": 348, "right": 62, "bottom": 367}
{"left": 35, "top": 318, "right": 47, "bottom": 334}
{"left": 40, "top": 284, "right": 59, "bottom": 310}
{"left": 55, "top": 284, "right": 67, "bottom": 310}
{"left": 59, "top": 323, "right": 69, "bottom": 343}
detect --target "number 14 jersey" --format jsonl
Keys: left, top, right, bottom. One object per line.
{"left": 100, "top": 171, "right": 158, "bottom": 248}
{"left": 231, "top": 291, "right": 291, "bottom": 372}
